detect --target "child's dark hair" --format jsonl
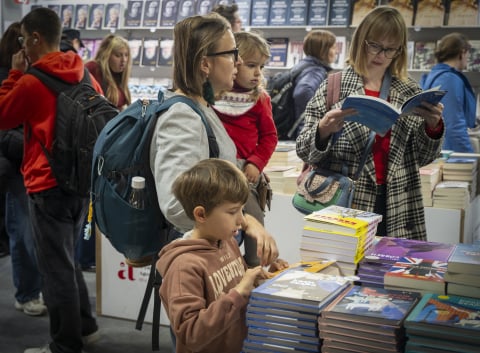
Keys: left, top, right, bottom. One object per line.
{"left": 172, "top": 159, "right": 249, "bottom": 220}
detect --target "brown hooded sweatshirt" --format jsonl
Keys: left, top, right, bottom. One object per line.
{"left": 156, "top": 233, "right": 249, "bottom": 353}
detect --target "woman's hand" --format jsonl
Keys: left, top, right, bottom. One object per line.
{"left": 242, "top": 214, "right": 279, "bottom": 266}
{"left": 317, "top": 108, "right": 356, "bottom": 141}
{"left": 413, "top": 102, "right": 444, "bottom": 129}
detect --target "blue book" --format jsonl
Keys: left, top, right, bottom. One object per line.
{"left": 267, "top": 37, "right": 289, "bottom": 67}
{"left": 251, "top": 268, "right": 350, "bottom": 311}
{"left": 250, "top": 0, "right": 271, "bottom": 26}
{"left": 328, "top": 0, "right": 353, "bottom": 26}
{"left": 447, "top": 243, "right": 480, "bottom": 275}
{"left": 341, "top": 87, "right": 447, "bottom": 136}
{"left": 287, "top": 0, "right": 308, "bottom": 25}
{"left": 236, "top": 0, "right": 252, "bottom": 26}
{"left": 322, "top": 284, "right": 421, "bottom": 326}
{"left": 307, "top": 0, "right": 329, "bottom": 25}
{"left": 269, "top": 0, "right": 289, "bottom": 26}
{"left": 405, "top": 293, "right": 480, "bottom": 345}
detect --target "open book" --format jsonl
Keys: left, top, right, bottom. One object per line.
{"left": 341, "top": 86, "right": 446, "bottom": 136}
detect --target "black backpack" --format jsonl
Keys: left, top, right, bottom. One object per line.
{"left": 27, "top": 67, "right": 119, "bottom": 197}
{"left": 267, "top": 62, "right": 314, "bottom": 140}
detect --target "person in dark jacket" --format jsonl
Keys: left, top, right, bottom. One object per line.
{"left": 291, "top": 30, "right": 338, "bottom": 138}
{"left": 59, "top": 28, "right": 84, "bottom": 54}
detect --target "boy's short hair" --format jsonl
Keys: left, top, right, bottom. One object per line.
{"left": 172, "top": 159, "right": 249, "bottom": 220}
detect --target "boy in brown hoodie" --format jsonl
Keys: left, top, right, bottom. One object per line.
{"left": 157, "top": 159, "right": 287, "bottom": 353}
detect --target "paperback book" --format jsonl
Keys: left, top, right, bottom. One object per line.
{"left": 236, "top": 0, "right": 252, "bottom": 26}
{"left": 321, "top": 284, "right": 421, "bottom": 326}
{"left": 328, "top": 0, "right": 352, "bottom": 26}
{"left": 287, "top": 0, "right": 308, "bottom": 26}
{"left": 251, "top": 268, "right": 351, "bottom": 310}
{"left": 405, "top": 293, "right": 480, "bottom": 344}
{"left": 124, "top": 0, "right": 144, "bottom": 27}
{"left": 341, "top": 87, "right": 446, "bottom": 136}
{"left": 269, "top": 0, "right": 289, "bottom": 26}
{"left": 303, "top": 205, "right": 382, "bottom": 236}
{"left": 447, "top": 242, "right": 480, "bottom": 275}
{"left": 445, "top": 0, "right": 478, "bottom": 26}
{"left": 350, "top": 0, "right": 377, "bottom": 27}
{"left": 250, "top": 0, "right": 271, "bottom": 26}
{"left": 245, "top": 334, "right": 319, "bottom": 352}
{"left": 380, "top": 0, "right": 415, "bottom": 26}
{"left": 412, "top": 41, "right": 437, "bottom": 70}
{"left": 142, "top": 0, "right": 160, "bottom": 27}
{"left": 414, "top": 0, "right": 447, "bottom": 26}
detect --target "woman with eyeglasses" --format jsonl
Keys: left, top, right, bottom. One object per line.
{"left": 150, "top": 12, "right": 280, "bottom": 353}
{"left": 296, "top": 6, "right": 444, "bottom": 240}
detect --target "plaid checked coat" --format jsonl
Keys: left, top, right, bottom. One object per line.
{"left": 296, "top": 66, "right": 444, "bottom": 240}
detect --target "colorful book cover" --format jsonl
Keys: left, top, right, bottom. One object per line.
{"left": 446, "top": 0, "right": 479, "bottom": 26}
{"left": 328, "top": 0, "right": 353, "bottom": 26}
{"left": 124, "top": 1, "right": 144, "bottom": 27}
{"left": 88, "top": 4, "right": 105, "bottom": 30}
{"left": 269, "top": 0, "right": 289, "bottom": 26}
{"left": 364, "top": 237, "right": 455, "bottom": 264}
{"left": 412, "top": 41, "right": 437, "bottom": 70}
{"left": 307, "top": 0, "right": 329, "bottom": 25}
{"left": 304, "top": 205, "right": 382, "bottom": 236}
{"left": 160, "top": 0, "right": 178, "bottom": 26}
{"left": 447, "top": 243, "right": 480, "bottom": 275}
{"left": 251, "top": 268, "right": 350, "bottom": 309}
{"left": 405, "top": 293, "right": 480, "bottom": 340}
{"left": 61, "top": 4, "right": 74, "bottom": 28}
{"left": 287, "top": 0, "right": 308, "bottom": 26}
{"left": 351, "top": 0, "right": 377, "bottom": 27}
{"left": 74, "top": 4, "right": 89, "bottom": 30}
{"left": 104, "top": 3, "right": 121, "bottom": 29}
{"left": 468, "top": 40, "right": 480, "bottom": 72}
{"left": 250, "top": 0, "right": 271, "bottom": 26}
{"left": 323, "top": 284, "right": 421, "bottom": 326}
{"left": 414, "top": 0, "right": 447, "bottom": 26}
{"left": 143, "top": 0, "right": 160, "bottom": 27}
{"left": 384, "top": 257, "right": 447, "bottom": 293}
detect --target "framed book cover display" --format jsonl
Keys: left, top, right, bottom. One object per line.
{"left": 104, "top": 3, "right": 120, "bottom": 29}
{"left": 250, "top": 0, "right": 271, "bottom": 26}
{"left": 142, "top": 0, "right": 160, "bottom": 27}
{"left": 124, "top": 0, "right": 143, "bottom": 27}
{"left": 328, "top": 0, "right": 352, "bottom": 26}
{"left": 269, "top": 0, "right": 289, "bottom": 26}
{"left": 60, "top": 4, "right": 74, "bottom": 28}
{"left": 88, "top": 4, "right": 105, "bottom": 30}
{"left": 74, "top": 4, "right": 88, "bottom": 30}
{"left": 160, "top": 0, "right": 178, "bottom": 26}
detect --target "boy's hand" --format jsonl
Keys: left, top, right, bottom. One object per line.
{"left": 234, "top": 266, "right": 268, "bottom": 298}
{"left": 268, "top": 258, "right": 289, "bottom": 273}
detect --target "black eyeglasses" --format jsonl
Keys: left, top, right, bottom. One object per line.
{"left": 206, "top": 48, "right": 239, "bottom": 62}
{"left": 365, "top": 41, "right": 401, "bottom": 59}
{"left": 18, "top": 36, "right": 24, "bottom": 46}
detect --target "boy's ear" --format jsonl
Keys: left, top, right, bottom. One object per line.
{"left": 193, "top": 206, "right": 207, "bottom": 223}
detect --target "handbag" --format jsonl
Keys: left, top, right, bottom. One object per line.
{"left": 292, "top": 69, "right": 391, "bottom": 215}
{"left": 292, "top": 133, "right": 374, "bottom": 215}
{"left": 255, "top": 173, "right": 272, "bottom": 211}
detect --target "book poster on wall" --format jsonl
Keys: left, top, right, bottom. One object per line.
{"left": 143, "top": 0, "right": 160, "bottom": 27}
{"left": 104, "top": 3, "right": 121, "bottom": 29}
{"left": 61, "top": 4, "right": 74, "bottom": 28}
{"left": 160, "top": 0, "right": 178, "bottom": 27}
{"left": 328, "top": 0, "right": 352, "bottom": 26}
{"left": 88, "top": 4, "right": 105, "bottom": 30}
{"left": 124, "top": 1, "right": 144, "bottom": 27}
{"left": 74, "top": 4, "right": 89, "bottom": 29}
{"left": 308, "top": 0, "right": 329, "bottom": 25}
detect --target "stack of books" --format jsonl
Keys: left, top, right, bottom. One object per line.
{"left": 357, "top": 237, "right": 455, "bottom": 288}
{"left": 263, "top": 165, "right": 300, "bottom": 195}
{"left": 433, "top": 180, "right": 471, "bottom": 210}
{"left": 442, "top": 157, "right": 478, "bottom": 196}
{"left": 267, "top": 142, "right": 302, "bottom": 167}
{"left": 319, "top": 284, "right": 421, "bottom": 353}
{"left": 300, "top": 205, "right": 382, "bottom": 276}
{"left": 404, "top": 293, "right": 480, "bottom": 353}
{"left": 243, "top": 264, "right": 351, "bottom": 353}
{"left": 384, "top": 257, "right": 448, "bottom": 295}
{"left": 419, "top": 162, "right": 442, "bottom": 206}
{"left": 445, "top": 243, "right": 480, "bottom": 299}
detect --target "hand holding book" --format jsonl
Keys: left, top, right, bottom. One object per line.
{"left": 341, "top": 86, "right": 447, "bottom": 136}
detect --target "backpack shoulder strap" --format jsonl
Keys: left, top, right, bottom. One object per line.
{"left": 28, "top": 67, "right": 92, "bottom": 94}
{"left": 157, "top": 95, "right": 219, "bottom": 158}
{"left": 326, "top": 71, "right": 342, "bottom": 108}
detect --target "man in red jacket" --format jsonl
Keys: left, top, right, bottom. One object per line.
{"left": 0, "top": 8, "right": 101, "bottom": 353}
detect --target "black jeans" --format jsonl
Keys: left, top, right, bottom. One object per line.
{"left": 29, "top": 187, "right": 97, "bottom": 353}
{"left": 374, "top": 184, "right": 387, "bottom": 237}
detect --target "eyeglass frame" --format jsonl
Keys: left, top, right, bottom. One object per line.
{"left": 364, "top": 40, "right": 401, "bottom": 59}
{"left": 206, "top": 48, "right": 239, "bottom": 62}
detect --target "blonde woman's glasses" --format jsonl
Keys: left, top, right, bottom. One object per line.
{"left": 365, "top": 41, "right": 401, "bottom": 59}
